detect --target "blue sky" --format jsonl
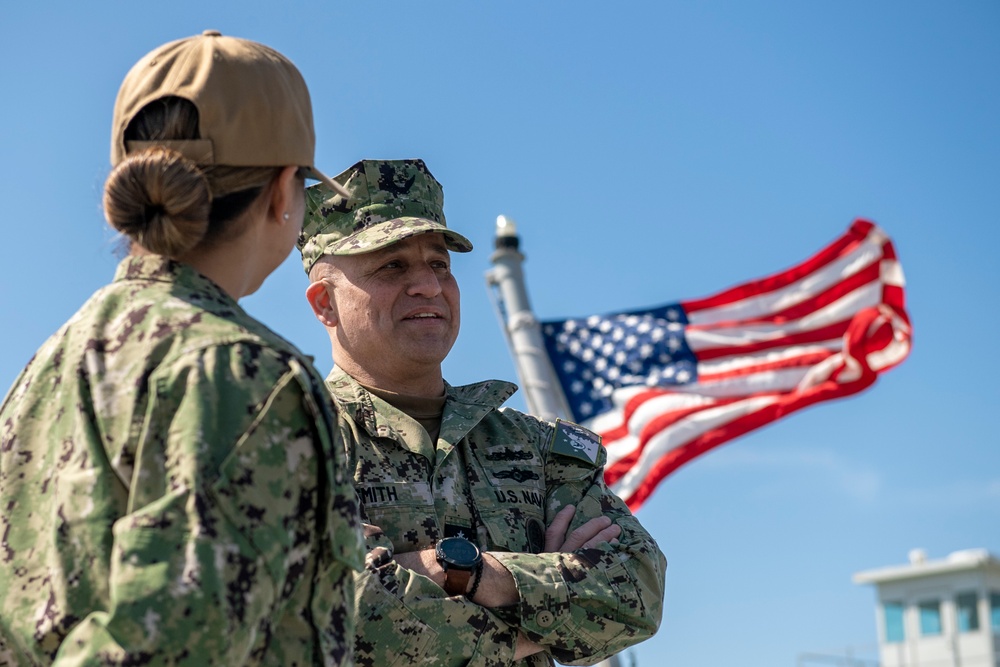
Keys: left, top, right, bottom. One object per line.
{"left": 2, "top": 2, "right": 998, "bottom": 665}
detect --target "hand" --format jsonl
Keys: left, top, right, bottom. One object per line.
{"left": 544, "top": 504, "right": 621, "bottom": 552}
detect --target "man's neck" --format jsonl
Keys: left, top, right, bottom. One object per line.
{"left": 361, "top": 383, "right": 446, "bottom": 444}
{"left": 335, "top": 357, "right": 445, "bottom": 398}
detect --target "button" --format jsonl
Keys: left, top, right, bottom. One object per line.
{"left": 202, "top": 30, "right": 222, "bottom": 37}
{"left": 535, "top": 610, "right": 555, "bottom": 628}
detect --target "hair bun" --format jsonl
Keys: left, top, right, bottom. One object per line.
{"left": 103, "top": 146, "right": 211, "bottom": 257}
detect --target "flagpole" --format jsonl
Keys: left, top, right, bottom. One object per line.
{"left": 485, "top": 215, "right": 573, "bottom": 422}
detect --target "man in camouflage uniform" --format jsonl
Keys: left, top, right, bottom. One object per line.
{"left": 300, "top": 158, "right": 666, "bottom": 666}
{"left": 0, "top": 257, "right": 364, "bottom": 666}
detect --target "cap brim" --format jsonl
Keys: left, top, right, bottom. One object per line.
{"left": 305, "top": 166, "right": 352, "bottom": 199}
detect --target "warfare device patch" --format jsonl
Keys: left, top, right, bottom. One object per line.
{"left": 495, "top": 468, "right": 540, "bottom": 483}
{"left": 551, "top": 420, "right": 601, "bottom": 465}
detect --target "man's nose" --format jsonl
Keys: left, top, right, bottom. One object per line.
{"left": 406, "top": 264, "right": 443, "bottom": 297}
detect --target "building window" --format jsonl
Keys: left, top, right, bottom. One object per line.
{"left": 956, "top": 592, "right": 979, "bottom": 632}
{"left": 919, "top": 599, "right": 942, "bottom": 636}
{"left": 884, "top": 601, "right": 905, "bottom": 643}
{"left": 991, "top": 592, "right": 1000, "bottom": 631}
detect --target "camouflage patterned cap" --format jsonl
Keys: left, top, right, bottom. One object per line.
{"left": 298, "top": 159, "right": 473, "bottom": 274}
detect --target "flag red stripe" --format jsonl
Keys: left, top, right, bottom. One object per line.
{"left": 604, "top": 395, "right": 742, "bottom": 486}
{"left": 754, "top": 263, "right": 881, "bottom": 324}
{"left": 696, "top": 348, "right": 835, "bottom": 383}
{"left": 693, "top": 321, "right": 851, "bottom": 361}
{"left": 680, "top": 219, "right": 876, "bottom": 314}
{"left": 613, "top": 366, "right": 879, "bottom": 510}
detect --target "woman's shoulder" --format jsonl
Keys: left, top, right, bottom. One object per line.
{"left": 55, "top": 272, "right": 312, "bottom": 383}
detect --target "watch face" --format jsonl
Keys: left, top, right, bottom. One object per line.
{"left": 437, "top": 537, "right": 482, "bottom": 569}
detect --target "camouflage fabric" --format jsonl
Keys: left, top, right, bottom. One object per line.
{"left": 327, "top": 368, "right": 667, "bottom": 667}
{"left": 0, "top": 256, "right": 364, "bottom": 666}
{"left": 297, "top": 159, "right": 473, "bottom": 273}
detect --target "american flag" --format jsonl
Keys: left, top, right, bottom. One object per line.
{"left": 540, "top": 219, "right": 912, "bottom": 510}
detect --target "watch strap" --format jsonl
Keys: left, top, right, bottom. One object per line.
{"left": 442, "top": 565, "right": 472, "bottom": 596}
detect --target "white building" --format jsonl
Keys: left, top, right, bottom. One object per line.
{"left": 853, "top": 548, "right": 1000, "bottom": 667}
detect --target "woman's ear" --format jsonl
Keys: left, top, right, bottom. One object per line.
{"left": 305, "top": 279, "right": 338, "bottom": 328}
{"left": 269, "top": 165, "right": 300, "bottom": 224}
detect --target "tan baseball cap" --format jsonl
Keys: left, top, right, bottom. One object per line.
{"left": 110, "top": 30, "right": 348, "bottom": 197}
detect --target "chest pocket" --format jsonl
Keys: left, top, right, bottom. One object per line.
{"left": 358, "top": 480, "right": 434, "bottom": 552}
{"left": 353, "top": 430, "right": 439, "bottom": 551}
{"left": 469, "top": 444, "right": 547, "bottom": 554}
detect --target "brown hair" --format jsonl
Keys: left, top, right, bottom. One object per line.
{"left": 102, "top": 97, "right": 282, "bottom": 257}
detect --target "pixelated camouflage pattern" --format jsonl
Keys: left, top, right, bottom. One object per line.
{"left": 0, "top": 256, "right": 363, "bottom": 666}
{"left": 297, "top": 158, "right": 473, "bottom": 274}
{"left": 327, "top": 368, "right": 667, "bottom": 667}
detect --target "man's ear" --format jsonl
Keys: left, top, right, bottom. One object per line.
{"left": 305, "top": 280, "right": 338, "bottom": 328}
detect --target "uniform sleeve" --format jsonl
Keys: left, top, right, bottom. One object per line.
{"left": 332, "top": 405, "right": 525, "bottom": 667}
{"left": 487, "top": 417, "right": 667, "bottom": 666}
{"left": 52, "top": 346, "right": 361, "bottom": 666}
{"left": 350, "top": 519, "right": 523, "bottom": 667}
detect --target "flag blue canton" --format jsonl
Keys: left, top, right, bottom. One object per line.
{"left": 541, "top": 304, "right": 697, "bottom": 421}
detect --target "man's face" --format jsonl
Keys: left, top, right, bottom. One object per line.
{"left": 326, "top": 232, "right": 461, "bottom": 384}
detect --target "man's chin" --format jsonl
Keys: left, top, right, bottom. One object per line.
{"left": 401, "top": 342, "right": 455, "bottom": 368}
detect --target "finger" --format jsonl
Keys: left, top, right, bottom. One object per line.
{"left": 561, "top": 515, "right": 612, "bottom": 552}
{"left": 362, "top": 523, "right": 385, "bottom": 539}
{"left": 544, "top": 504, "right": 577, "bottom": 552}
{"left": 580, "top": 523, "right": 622, "bottom": 550}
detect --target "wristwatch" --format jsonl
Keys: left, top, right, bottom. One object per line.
{"left": 435, "top": 536, "right": 482, "bottom": 596}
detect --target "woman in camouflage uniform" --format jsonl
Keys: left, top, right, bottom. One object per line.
{"left": 0, "top": 32, "right": 362, "bottom": 666}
